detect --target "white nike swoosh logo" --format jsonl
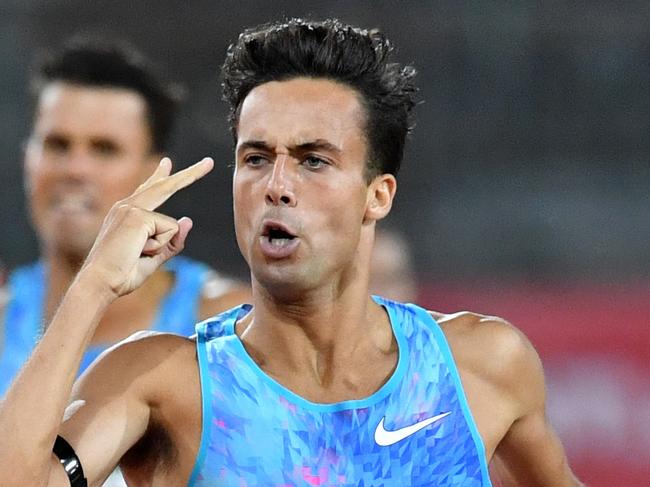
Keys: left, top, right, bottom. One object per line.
{"left": 374, "top": 411, "right": 452, "bottom": 446}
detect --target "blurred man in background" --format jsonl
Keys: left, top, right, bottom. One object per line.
{"left": 0, "top": 259, "right": 6, "bottom": 287}
{"left": 0, "top": 38, "right": 248, "bottom": 397}
{"left": 0, "top": 259, "right": 6, "bottom": 366}
{"left": 369, "top": 226, "right": 417, "bottom": 303}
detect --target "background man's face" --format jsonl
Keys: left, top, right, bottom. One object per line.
{"left": 233, "top": 77, "right": 374, "bottom": 295}
{"left": 24, "top": 82, "right": 157, "bottom": 258}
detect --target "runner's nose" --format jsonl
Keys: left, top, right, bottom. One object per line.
{"left": 265, "top": 156, "right": 296, "bottom": 207}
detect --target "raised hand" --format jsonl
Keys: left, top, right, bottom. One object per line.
{"left": 80, "top": 156, "right": 214, "bottom": 299}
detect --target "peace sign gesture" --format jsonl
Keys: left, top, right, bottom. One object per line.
{"left": 80, "top": 156, "right": 214, "bottom": 299}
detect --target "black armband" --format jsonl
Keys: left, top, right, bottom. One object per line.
{"left": 53, "top": 435, "right": 87, "bottom": 487}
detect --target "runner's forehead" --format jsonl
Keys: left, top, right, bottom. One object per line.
{"left": 236, "top": 78, "right": 366, "bottom": 149}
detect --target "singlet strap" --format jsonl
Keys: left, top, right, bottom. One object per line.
{"left": 408, "top": 303, "right": 492, "bottom": 486}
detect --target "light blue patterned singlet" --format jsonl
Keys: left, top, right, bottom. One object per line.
{"left": 190, "top": 296, "right": 492, "bottom": 486}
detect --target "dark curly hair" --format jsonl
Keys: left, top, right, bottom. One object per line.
{"left": 222, "top": 18, "right": 418, "bottom": 180}
{"left": 31, "top": 36, "right": 183, "bottom": 153}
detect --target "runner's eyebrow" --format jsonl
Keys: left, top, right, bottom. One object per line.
{"left": 237, "top": 139, "right": 342, "bottom": 155}
{"left": 237, "top": 140, "right": 272, "bottom": 154}
{"left": 293, "top": 140, "right": 342, "bottom": 155}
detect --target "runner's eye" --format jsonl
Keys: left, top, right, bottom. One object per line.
{"left": 245, "top": 155, "right": 268, "bottom": 167}
{"left": 303, "top": 156, "right": 328, "bottom": 170}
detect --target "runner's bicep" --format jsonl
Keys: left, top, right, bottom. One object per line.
{"left": 55, "top": 344, "right": 152, "bottom": 485}
{"left": 493, "top": 410, "right": 579, "bottom": 486}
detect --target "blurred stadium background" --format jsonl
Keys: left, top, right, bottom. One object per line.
{"left": 1, "top": 1, "right": 648, "bottom": 484}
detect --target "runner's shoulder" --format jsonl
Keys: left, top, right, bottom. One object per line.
{"left": 77, "top": 331, "right": 198, "bottom": 401}
{"left": 429, "top": 309, "right": 543, "bottom": 397}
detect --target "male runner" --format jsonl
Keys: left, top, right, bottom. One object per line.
{"left": 0, "top": 19, "right": 582, "bottom": 486}
{"left": 0, "top": 38, "right": 248, "bottom": 396}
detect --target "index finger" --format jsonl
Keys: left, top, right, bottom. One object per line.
{"left": 129, "top": 157, "right": 215, "bottom": 210}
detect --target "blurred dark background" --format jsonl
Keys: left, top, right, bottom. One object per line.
{"left": 2, "top": 1, "right": 649, "bottom": 282}
{"left": 1, "top": 1, "right": 648, "bottom": 484}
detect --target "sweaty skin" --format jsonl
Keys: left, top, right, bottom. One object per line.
{"left": 0, "top": 78, "right": 581, "bottom": 486}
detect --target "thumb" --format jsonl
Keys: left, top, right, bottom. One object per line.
{"left": 167, "top": 216, "right": 193, "bottom": 256}
{"left": 141, "top": 215, "right": 190, "bottom": 256}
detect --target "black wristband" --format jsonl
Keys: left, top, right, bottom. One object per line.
{"left": 53, "top": 435, "right": 88, "bottom": 487}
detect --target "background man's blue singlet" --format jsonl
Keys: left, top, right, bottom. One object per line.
{"left": 191, "top": 297, "right": 492, "bottom": 486}
{"left": 0, "top": 256, "right": 211, "bottom": 396}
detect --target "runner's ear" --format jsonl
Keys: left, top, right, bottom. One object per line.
{"left": 364, "top": 173, "right": 396, "bottom": 222}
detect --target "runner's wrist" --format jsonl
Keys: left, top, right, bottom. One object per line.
{"left": 70, "top": 268, "right": 120, "bottom": 306}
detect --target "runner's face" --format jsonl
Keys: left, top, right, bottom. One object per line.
{"left": 24, "top": 83, "right": 157, "bottom": 258}
{"left": 233, "top": 77, "right": 374, "bottom": 296}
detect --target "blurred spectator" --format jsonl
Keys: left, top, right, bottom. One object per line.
{"left": 0, "top": 36, "right": 249, "bottom": 398}
{"left": 0, "top": 259, "right": 6, "bottom": 361}
{"left": 369, "top": 227, "right": 417, "bottom": 303}
{"left": 0, "top": 259, "right": 6, "bottom": 287}
{"left": 0, "top": 36, "right": 251, "bottom": 487}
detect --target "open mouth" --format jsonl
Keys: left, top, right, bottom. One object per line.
{"left": 263, "top": 223, "right": 297, "bottom": 247}
{"left": 259, "top": 221, "right": 300, "bottom": 259}
{"left": 51, "top": 192, "right": 96, "bottom": 213}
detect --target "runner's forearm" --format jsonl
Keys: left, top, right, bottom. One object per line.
{"left": 0, "top": 270, "right": 114, "bottom": 483}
